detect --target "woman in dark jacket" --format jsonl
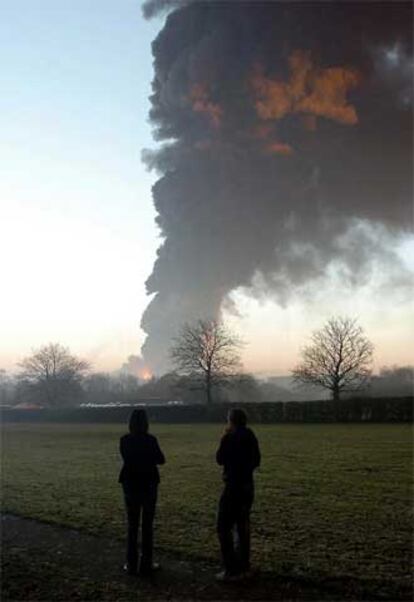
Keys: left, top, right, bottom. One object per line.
{"left": 119, "top": 409, "right": 165, "bottom": 576}
{"left": 216, "top": 408, "right": 261, "bottom": 580}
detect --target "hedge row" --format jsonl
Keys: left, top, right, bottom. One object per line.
{"left": 1, "top": 397, "right": 412, "bottom": 424}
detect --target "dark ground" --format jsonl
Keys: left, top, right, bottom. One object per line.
{"left": 2, "top": 514, "right": 411, "bottom": 602}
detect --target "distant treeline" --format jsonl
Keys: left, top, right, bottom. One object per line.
{"left": 2, "top": 365, "right": 413, "bottom": 409}
{"left": 0, "top": 369, "right": 328, "bottom": 407}
{"left": 2, "top": 397, "right": 412, "bottom": 424}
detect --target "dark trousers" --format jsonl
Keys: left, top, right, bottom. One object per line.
{"left": 217, "top": 483, "right": 254, "bottom": 574}
{"left": 122, "top": 483, "right": 157, "bottom": 573}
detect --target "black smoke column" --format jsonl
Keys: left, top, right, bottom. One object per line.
{"left": 141, "top": 0, "right": 412, "bottom": 373}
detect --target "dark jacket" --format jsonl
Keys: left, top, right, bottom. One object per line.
{"left": 118, "top": 433, "right": 165, "bottom": 487}
{"left": 216, "top": 426, "right": 261, "bottom": 487}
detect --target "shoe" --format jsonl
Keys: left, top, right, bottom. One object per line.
{"left": 123, "top": 564, "right": 138, "bottom": 576}
{"left": 215, "top": 570, "right": 242, "bottom": 582}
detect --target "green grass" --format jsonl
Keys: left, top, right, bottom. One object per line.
{"left": 2, "top": 422, "right": 413, "bottom": 592}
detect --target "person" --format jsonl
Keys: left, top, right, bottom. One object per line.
{"left": 216, "top": 408, "right": 261, "bottom": 581}
{"left": 119, "top": 408, "right": 165, "bottom": 576}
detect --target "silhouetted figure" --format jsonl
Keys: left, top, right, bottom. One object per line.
{"left": 119, "top": 409, "right": 165, "bottom": 576}
{"left": 216, "top": 409, "right": 261, "bottom": 580}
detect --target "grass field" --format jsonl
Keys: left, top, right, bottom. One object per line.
{"left": 2, "top": 422, "right": 413, "bottom": 596}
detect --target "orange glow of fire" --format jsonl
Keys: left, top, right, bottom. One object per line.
{"left": 139, "top": 368, "right": 153, "bottom": 381}
{"left": 190, "top": 83, "right": 223, "bottom": 128}
{"left": 265, "top": 141, "right": 294, "bottom": 156}
{"left": 251, "top": 51, "right": 361, "bottom": 127}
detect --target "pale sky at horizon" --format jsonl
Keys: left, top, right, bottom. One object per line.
{"left": 1, "top": 1, "right": 413, "bottom": 377}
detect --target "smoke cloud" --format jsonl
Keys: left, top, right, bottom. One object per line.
{"left": 121, "top": 355, "right": 152, "bottom": 381}
{"left": 140, "top": 1, "right": 412, "bottom": 373}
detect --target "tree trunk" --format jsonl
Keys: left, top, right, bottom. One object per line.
{"left": 206, "top": 372, "right": 212, "bottom": 404}
{"left": 332, "top": 385, "right": 340, "bottom": 401}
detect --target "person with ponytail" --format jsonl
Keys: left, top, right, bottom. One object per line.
{"left": 216, "top": 408, "right": 261, "bottom": 581}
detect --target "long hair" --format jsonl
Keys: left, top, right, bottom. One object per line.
{"left": 129, "top": 409, "right": 149, "bottom": 435}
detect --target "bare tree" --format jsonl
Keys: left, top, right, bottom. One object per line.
{"left": 170, "top": 319, "right": 242, "bottom": 404}
{"left": 0, "top": 369, "right": 17, "bottom": 407}
{"left": 292, "top": 317, "right": 374, "bottom": 401}
{"left": 18, "top": 343, "right": 90, "bottom": 407}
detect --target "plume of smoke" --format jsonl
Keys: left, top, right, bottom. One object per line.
{"left": 141, "top": 1, "right": 413, "bottom": 373}
{"left": 120, "top": 355, "right": 152, "bottom": 380}
{"left": 142, "top": 0, "right": 188, "bottom": 19}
